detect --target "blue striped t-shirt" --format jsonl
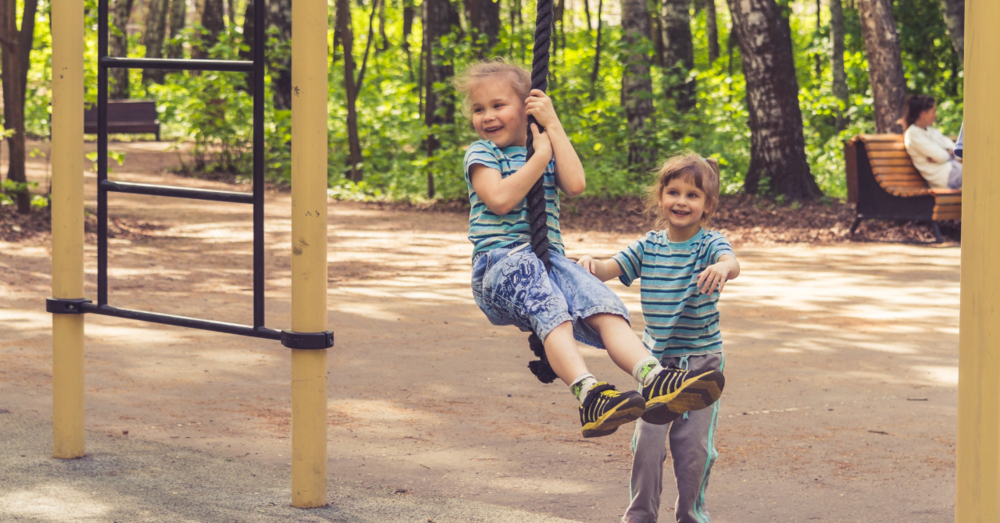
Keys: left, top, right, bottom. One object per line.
{"left": 613, "top": 229, "right": 735, "bottom": 357}
{"left": 463, "top": 140, "right": 564, "bottom": 258}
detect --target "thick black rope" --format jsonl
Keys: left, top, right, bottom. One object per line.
{"left": 526, "top": 0, "right": 557, "bottom": 384}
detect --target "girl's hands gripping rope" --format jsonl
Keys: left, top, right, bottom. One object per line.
{"left": 525, "top": 90, "right": 561, "bottom": 130}
{"left": 530, "top": 123, "right": 552, "bottom": 160}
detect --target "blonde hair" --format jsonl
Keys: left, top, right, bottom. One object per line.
{"left": 644, "top": 153, "right": 722, "bottom": 228}
{"left": 452, "top": 58, "right": 531, "bottom": 118}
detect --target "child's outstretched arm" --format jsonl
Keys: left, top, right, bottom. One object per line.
{"left": 470, "top": 123, "right": 552, "bottom": 215}
{"left": 697, "top": 254, "right": 740, "bottom": 294}
{"left": 577, "top": 255, "right": 624, "bottom": 282}
{"left": 525, "top": 89, "right": 586, "bottom": 197}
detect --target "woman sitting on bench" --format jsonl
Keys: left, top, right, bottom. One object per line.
{"left": 900, "top": 94, "right": 962, "bottom": 189}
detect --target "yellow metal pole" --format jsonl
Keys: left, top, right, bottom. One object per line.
{"left": 957, "top": 1, "right": 1000, "bottom": 520}
{"left": 290, "top": 0, "right": 329, "bottom": 508}
{"left": 50, "top": 0, "right": 86, "bottom": 459}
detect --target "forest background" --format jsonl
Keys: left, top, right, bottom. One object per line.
{"left": 0, "top": 0, "right": 965, "bottom": 210}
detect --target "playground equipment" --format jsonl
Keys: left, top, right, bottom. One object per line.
{"left": 50, "top": 0, "right": 331, "bottom": 508}
{"left": 47, "top": 0, "right": 996, "bottom": 519}
{"left": 957, "top": 2, "right": 1000, "bottom": 521}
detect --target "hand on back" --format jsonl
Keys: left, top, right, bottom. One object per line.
{"left": 577, "top": 255, "right": 598, "bottom": 275}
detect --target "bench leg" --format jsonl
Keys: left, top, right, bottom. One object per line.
{"left": 849, "top": 216, "right": 862, "bottom": 236}
{"left": 931, "top": 222, "right": 944, "bottom": 243}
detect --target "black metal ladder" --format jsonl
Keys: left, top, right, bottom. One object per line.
{"left": 46, "top": 1, "right": 322, "bottom": 346}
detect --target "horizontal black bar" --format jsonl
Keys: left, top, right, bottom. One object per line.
{"left": 79, "top": 303, "right": 282, "bottom": 341}
{"left": 100, "top": 180, "right": 253, "bottom": 204}
{"left": 100, "top": 57, "right": 254, "bottom": 72}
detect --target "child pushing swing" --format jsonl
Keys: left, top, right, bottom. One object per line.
{"left": 453, "top": 58, "right": 726, "bottom": 438}
{"left": 578, "top": 155, "right": 740, "bottom": 523}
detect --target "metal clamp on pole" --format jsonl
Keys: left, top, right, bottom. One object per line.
{"left": 46, "top": 298, "right": 92, "bottom": 314}
{"left": 281, "top": 330, "right": 334, "bottom": 350}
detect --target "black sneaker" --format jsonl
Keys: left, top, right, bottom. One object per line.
{"left": 579, "top": 383, "right": 646, "bottom": 438}
{"left": 640, "top": 365, "right": 725, "bottom": 425}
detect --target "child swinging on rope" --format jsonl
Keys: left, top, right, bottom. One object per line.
{"left": 577, "top": 155, "right": 740, "bottom": 522}
{"left": 454, "top": 59, "right": 725, "bottom": 438}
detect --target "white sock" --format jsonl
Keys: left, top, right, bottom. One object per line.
{"left": 632, "top": 356, "right": 663, "bottom": 387}
{"left": 570, "top": 373, "right": 599, "bottom": 404}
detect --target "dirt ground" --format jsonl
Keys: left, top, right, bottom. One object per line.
{"left": 0, "top": 141, "right": 959, "bottom": 522}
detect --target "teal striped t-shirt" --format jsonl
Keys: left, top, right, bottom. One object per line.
{"left": 613, "top": 229, "right": 735, "bottom": 357}
{"left": 463, "top": 140, "right": 565, "bottom": 258}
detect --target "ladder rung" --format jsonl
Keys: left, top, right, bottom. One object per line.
{"left": 80, "top": 303, "right": 281, "bottom": 340}
{"left": 100, "top": 57, "right": 254, "bottom": 73}
{"left": 100, "top": 180, "right": 254, "bottom": 204}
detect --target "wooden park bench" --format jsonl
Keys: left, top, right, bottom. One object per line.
{"left": 844, "top": 134, "right": 961, "bottom": 243}
{"left": 84, "top": 99, "right": 160, "bottom": 140}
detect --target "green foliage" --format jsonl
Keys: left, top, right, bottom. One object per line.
{"left": 14, "top": 0, "right": 964, "bottom": 203}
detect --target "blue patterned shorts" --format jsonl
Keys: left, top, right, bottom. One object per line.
{"left": 471, "top": 246, "right": 630, "bottom": 349}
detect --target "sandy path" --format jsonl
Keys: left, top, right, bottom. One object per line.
{"left": 0, "top": 141, "right": 959, "bottom": 522}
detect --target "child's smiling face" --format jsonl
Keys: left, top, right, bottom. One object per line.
{"left": 659, "top": 176, "right": 707, "bottom": 236}
{"left": 470, "top": 81, "right": 527, "bottom": 148}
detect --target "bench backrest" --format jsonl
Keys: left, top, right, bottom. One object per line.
{"left": 851, "top": 134, "right": 931, "bottom": 199}
{"left": 84, "top": 100, "right": 159, "bottom": 126}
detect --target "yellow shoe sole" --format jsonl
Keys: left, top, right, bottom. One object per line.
{"left": 641, "top": 369, "right": 725, "bottom": 425}
{"left": 581, "top": 394, "right": 646, "bottom": 438}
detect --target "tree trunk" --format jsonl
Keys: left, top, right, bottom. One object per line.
{"left": 195, "top": 0, "right": 226, "bottom": 59}
{"left": 829, "top": 0, "right": 848, "bottom": 131}
{"left": 661, "top": 0, "right": 694, "bottom": 111}
{"left": 938, "top": 0, "right": 964, "bottom": 65}
{"left": 583, "top": 0, "right": 591, "bottom": 31}
{"left": 463, "top": 0, "right": 500, "bottom": 55}
{"left": 239, "top": 0, "right": 255, "bottom": 94}
{"left": 378, "top": 0, "right": 389, "bottom": 51}
{"left": 0, "top": 0, "right": 37, "bottom": 214}
{"left": 705, "top": 0, "right": 718, "bottom": 63}
{"left": 337, "top": 0, "right": 363, "bottom": 181}
{"left": 109, "top": 0, "right": 134, "bottom": 99}
{"left": 727, "top": 0, "right": 821, "bottom": 199}
{"left": 269, "top": 0, "right": 292, "bottom": 110}
{"left": 856, "top": 0, "right": 906, "bottom": 133}
{"left": 590, "top": 0, "right": 603, "bottom": 84}
{"left": 620, "top": 0, "right": 655, "bottom": 171}
{"left": 402, "top": 0, "right": 415, "bottom": 82}
{"left": 423, "top": 0, "right": 458, "bottom": 198}
{"left": 166, "top": 0, "right": 186, "bottom": 58}
{"left": 143, "top": 0, "right": 169, "bottom": 85}
{"left": 227, "top": 0, "right": 235, "bottom": 25}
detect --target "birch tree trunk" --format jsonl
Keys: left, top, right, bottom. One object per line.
{"left": 661, "top": 0, "right": 694, "bottom": 111}
{"left": 856, "top": 0, "right": 906, "bottom": 133}
{"left": 938, "top": 0, "right": 964, "bottom": 65}
{"left": 143, "top": 0, "right": 169, "bottom": 85}
{"left": 620, "top": 0, "right": 655, "bottom": 171}
{"left": 830, "top": 0, "right": 849, "bottom": 131}
{"left": 727, "top": 0, "right": 821, "bottom": 199}
{"left": 0, "top": 0, "right": 37, "bottom": 214}
{"left": 109, "top": 0, "right": 134, "bottom": 99}
{"left": 166, "top": 0, "right": 186, "bottom": 58}
{"left": 423, "top": 0, "right": 458, "bottom": 198}
{"left": 269, "top": 0, "right": 293, "bottom": 110}
{"left": 705, "top": 0, "right": 719, "bottom": 63}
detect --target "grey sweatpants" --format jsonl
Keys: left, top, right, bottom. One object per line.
{"left": 621, "top": 353, "right": 725, "bottom": 523}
